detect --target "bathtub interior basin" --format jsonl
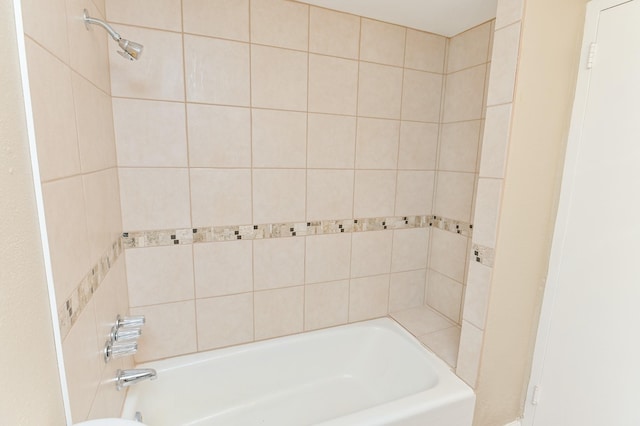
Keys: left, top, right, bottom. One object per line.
{"left": 122, "top": 317, "right": 474, "bottom": 426}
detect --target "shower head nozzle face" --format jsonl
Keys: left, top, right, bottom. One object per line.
{"left": 117, "top": 39, "right": 144, "bottom": 61}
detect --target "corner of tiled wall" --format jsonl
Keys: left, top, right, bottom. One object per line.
{"left": 456, "top": 0, "right": 525, "bottom": 388}
{"left": 21, "top": 0, "right": 129, "bottom": 421}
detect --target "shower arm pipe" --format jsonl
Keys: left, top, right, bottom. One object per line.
{"left": 83, "top": 10, "right": 122, "bottom": 42}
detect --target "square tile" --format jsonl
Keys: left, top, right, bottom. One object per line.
{"left": 194, "top": 240, "right": 253, "bottom": 298}
{"left": 496, "top": 0, "right": 524, "bottom": 29}
{"left": 360, "top": 18, "right": 405, "bottom": 67}
{"left": 196, "top": 293, "right": 254, "bottom": 350}
{"left": 305, "top": 233, "right": 352, "bottom": 284}
{"left": 427, "top": 269, "right": 463, "bottom": 323}
{"left": 395, "top": 171, "right": 435, "bottom": 216}
{"left": 390, "top": 305, "right": 453, "bottom": 335}
{"left": 479, "top": 104, "right": 513, "bottom": 178}
{"left": 308, "top": 54, "right": 358, "bottom": 115}
{"left": 190, "top": 168, "right": 252, "bottom": 227}
{"left": 251, "top": 45, "right": 308, "bottom": 110}
{"left": 404, "top": 29, "right": 446, "bottom": 73}
{"left": 82, "top": 169, "right": 122, "bottom": 262}
{"left": 456, "top": 320, "right": 484, "bottom": 387}
{"left": 183, "top": 0, "right": 249, "bottom": 41}
{"left": 309, "top": 7, "right": 359, "bottom": 59}
{"left": 187, "top": 104, "right": 251, "bottom": 167}
{"left": 358, "top": 62, "right": 403, "bottom": 119}
{"left": 447, "top": 21, "right": 492, "bottom": 73}
{"left": 254, "top": 237, "right": 305, "bottom": 291}
{"left": 306, "top": 169, "right": 354, "bottom": 221}
{"left": 353, "top": 170, "right": 397, "bottom": 218}
{"left": 253, "top": 169, "right": 306, "bottom": 224}
{"left": 254, "top": 286, "right": 304, "bottom": 340}
{"left": 472, "top": 178, "right": 503, "bottom": 248}
{"left": 21, "top": 0, "right": 69, "bottom": 62}
{"left": 418, "top": 326, "right": 461, "bottom": 368}
{"left": 443, "top": 64, "right": 487, "bottom": 123}
{"left": 106, "top": 0, "right": 181, "bottom": 31}
{"left": 184, "top": 34, "right": 250, "bottom": 106}
{"left": 125, "top": 245, "right": 194, "bottom": 307}
{"left": 349, "top": 275, "right": 390, "bottom": 322}
{"left": 389, "top": 269, "right": 427, "bottom": 312}
{"left": 463, "top": 260, "right": 492, "bottom": 329}
{"left": 350, "top": 230, "right": 393, "bottom": 278}
{"left": 355, "top": 118, "right": 400, "bottom": 169}
{"left": 307, "top": 114, "right": 356, "bottom": 169}
{"left": 434, "top": 172, "right": 476, "bottom": 222}
{"left": 439, "top": 121, "right": 482, "bottom": 173}
{"left": 305, "top": 280, "right": 349, "bottom": 330}
{"left": 487, "top": 23, "right": 521, "bottom": 106}
{"left": 391, "top": 228, "right": 429, "bottom": 272}
{"left": 401, "top": 69, "right": 443, "bottom": 123}
{"left": 252, "top": 109, "right": 307, "bottom": 168}
{"left": 398, "top": 122, "right": 438, "bottom": 170}
{"left": 429, "top": 228, "right": 469, "bottom": 282}
{"left": 250, "top": 0, "right": 308, "bottom": 50}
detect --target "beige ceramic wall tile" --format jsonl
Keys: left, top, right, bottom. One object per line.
{"left": 355, "top": 118, "right": 399, "bottom": 169}
{"left": 391, "top": 228, "right": 429, "bottom": 273}
{"left": 305, "top": 280, "right": 349, "bottom": 330}
{"left": 131, "top": 301, "right": 198, "bottom": 362}
{"left": 447, "top": 22, "right": 492, "bottom": 73}
{"left": 395, "top": 171, "right": 435, "bottom": 216}
{"left": 357, "top": 62, "right": 403, "bottom": 119}
{"left": 389, "top": 269, "right": 426, "bottom": 312}
{"left": 250, "top": 0, "right": 308, "bottom": 51}
{"left": 125, "top": 245, "right": 194, "bottom": 307}
{"left": 253, "top": 237, "right": 305, "bottom": 290}
{"left": 196, "top": 293, "right": 254, "bottom": 350}
{"left": 398, "top": 122, "right": 438, "bottom": 170}
{"left": 418, "top": 326, "right": 461, "bottom": 368}
{"left": 184, "top": 35, "right": 250, "bottom": 106}
{"left": 72, "top": 73, "right": 116, "bottom": 172}
{"left": 63, "top": 301, "right": 101, "bottom": 423}
{"left": 194, "top": 240, "right": 253, "bottom": 298}
{"left": 92, "top": 257, "right": 128, "bottom": 348}
{"left": 463, "top": 260, "right": 492, "bottom": 329}
{"left": 110, "top": 25, "right": 184, "bottom": 101}
{"left": 252, "top": 109, "right": 307, "bottom": 168}
{"left": 113, "top": 98, "right": 187, "bottom": 167}
{"left": 389, "top": 305, "right": 453, "bottom": 335}
{"left": 349, "top": 275, "right": 390, "bottom": 322}
{"left": 87, "top": 356, "right": 128, "bottom": 420}
{"left": 360, "top": 18, "right": 405, "bottom": 67}
{"left": 183, "top": 0, "right": 249, "bottom": 41}
{"left": 439, "top": 121, "right": 482, "bottom": 173}
{"left": 404, "top": 29, "right": 446, "bottom": 73}
{"left": 429, "top": 228, "right": 469, "bottom": 283}
{"left": 443, "top": 64, "right": 487, "bottom": 123}
{"left": 472, "top": 178, "right": 503, "bottom": 248}
{"left": 306, "top": 169, "right": 354, "bottom": 221}
{"left": 350, "top": 230, "right": 393, "bottom": 278}
{"left": 495, "top": 0, "right": 524, "bottom": 29}
{"left": 67, "top": 0, "right": 110, "bottom": 92}
{"left": 187, "top": 104, "right": 251, "bottom": 167}
{"left": 42, "top": 177, "right": 90, "bottom": 305}
{"left": 307, "top": 114, "right": 356, "bottom": 169}
{"left": 252, "top": 169, "right": 306, "bottom": 224}
{"left": 401, "top": 69, "right": 443, "bottom": 123}
{"left": 106, "top": 0, "right": 181, "bottom": 30}
{"left": 486, "top": 23, "right": 521, "bottom": 106}
{"left": 21, "top": 0, "right": 69, "bottom": 63}
{"left": 456, "top": 320, "right": 484, "bottom": 387}
{"left": 434, "top": 171, "right": 476, "bottom": 222}
{"left": 82, "top": 169, "right": 122, "bottom": 262}
{"left": 427, "top": 269, "right": 463, "bottom": 323}
{"left": 308, "top": 54, "right": 359, "bottom": 115}
{"left": 190, "top": 168, "right": 252, "bottom": 227}
{"left": 305, "top": 233, "right": 352, "bottom": 284}
{"left": 26, "top": 40, "right": 80, "bottom": 182}
{"left": 254, "top": 286, "right": 304, "bottom": 340}
{"left": 309, "top": 7, "right": 360, "bottom": 59}
{"left": 251, "top": 45, "right": 308, "bottom": 111}
{"left": 479, "top": 103, "right": 512, "bottom": 178}
{"left": 91, "top": 0, "right": 106, "bottom": 16}
{"left": 353, "top": 170, "right": 397, "bottom": 218}
{"left": 118, "top": 168, "right": 191, "bottom": 231}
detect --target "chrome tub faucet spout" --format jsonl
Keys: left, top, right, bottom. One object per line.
{"left": 116, "top": 368, "right": 157, "bottom": 390}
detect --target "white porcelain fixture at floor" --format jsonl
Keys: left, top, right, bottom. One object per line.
{"left": 122, "top": 318, "right": 474, "bottom": 425}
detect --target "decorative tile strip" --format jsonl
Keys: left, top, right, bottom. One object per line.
{"left": 58, "top": 237, "right": 123, "bottom": 339}
{"left": 472, "top": 243, "right": 495, "bottom": 267}
{"left": 123, "top": 215, "right": 473, "bottom": 249}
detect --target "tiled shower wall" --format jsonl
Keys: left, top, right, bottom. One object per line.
{"left": 20, "top": 0, "right": 131, "bottom": 422}
{"left": 109, "top": 0, "right": 493, "bottom": 363}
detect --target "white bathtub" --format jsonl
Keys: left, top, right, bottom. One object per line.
{"left": 121, "top": 318, "right": 475, "bottom": 425}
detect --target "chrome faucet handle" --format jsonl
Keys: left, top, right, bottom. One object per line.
{"left": 104, "top": 341, "right": 137, "bottom": 363}
{"left": 110, "top": 325, "right": 141, "bottom": 342}
{"left": 116, "top": 314, "right": 145, "bottom": 328}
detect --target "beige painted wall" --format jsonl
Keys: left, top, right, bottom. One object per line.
{"left": 0, "top": 1, "right": 66, "bottom": 424}
{"left": 473, "top": 0, "right": 588, "bottom": 425}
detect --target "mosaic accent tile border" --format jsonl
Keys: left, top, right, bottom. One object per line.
{"left": 58, "top": 237, "right": 123, "bottom": 339}
{"left": 472, "top": 243, "right": 495, "bottom": 267}
{"left": 122, "top": 215, "right": 473, "bottom": 249}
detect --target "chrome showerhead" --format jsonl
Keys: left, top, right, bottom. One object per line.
{"left": 83, "top": 9, "right": 143, "bottom": 61}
